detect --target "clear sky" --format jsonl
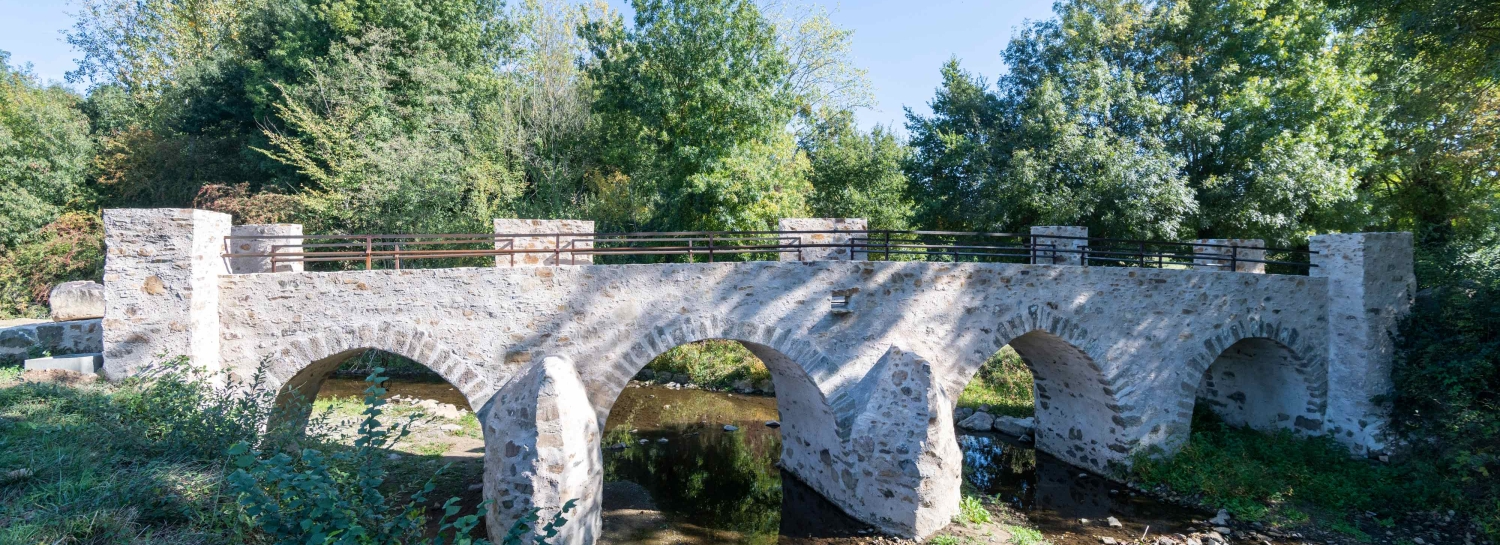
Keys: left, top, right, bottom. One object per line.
{"left": 0, "top": 0, "right": 1056, "bottom": 131}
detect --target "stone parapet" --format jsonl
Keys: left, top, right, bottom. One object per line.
{"left": 778, "top": 218, "right": 868, "bottom": 261}
{"left": 1030, "top": 226, "right": 1088, "bottom": 265}
{"left": 1311, "top": 232, "right": 1415, "bottom": 454}
{"left": 228, "top": 224, "right": 304, "bottom": 273}
{"left": 494, "top": 219, "right": 595, "bottom": 266}
{"left": 1192, "top": 239, "right": 1267, "bottom": 273}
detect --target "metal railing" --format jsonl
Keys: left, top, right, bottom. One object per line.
{"left": 222, "top": 230, "right": 1316, "bottom": 274}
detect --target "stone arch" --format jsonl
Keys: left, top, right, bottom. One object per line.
{"left": 258, "top": 321, "right": 495, "bottom": 422}
{"left": 1183, "top": 319, "right": 1328, "bottom": 434}
{"left": 584, "top": 315, "right": 842, "bottom": 427}
{"left": 951, "top": 308, "right": 1129, "bottom": 471}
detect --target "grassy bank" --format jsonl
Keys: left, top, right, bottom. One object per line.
{"left": 0, "top": 364, "right": 553, "bottom": 545}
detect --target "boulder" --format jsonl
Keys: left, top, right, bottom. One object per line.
{"left": 956, "top": 407, "right": 975, "bottom": 420}
{"left": 49, "top": 281, "right": 104, "bottom": 321}
{"left": 635, "top": 368, "right": 656, "bottom": 381}
{"left": 957, "top": 411, "right": 994, "bottom": 431}
{"left": 732, "top": 379, "right": 755, "bottom": 393}
{"left": 754, "top": 379, "right": 775, "bottom": 394}
{"left": 992, "top": 416, "right": 1036, "bottom": 437}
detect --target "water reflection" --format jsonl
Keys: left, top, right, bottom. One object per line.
{"left": 959, "top": 434, "right": 1206, "bottom": 537}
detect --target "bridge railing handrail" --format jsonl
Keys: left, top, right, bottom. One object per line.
{"left": 221, "top": 229, "right": 1317, "bottom": 274}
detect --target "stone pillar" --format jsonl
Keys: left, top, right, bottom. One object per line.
{"left": 1310, "top": 232, "right": 1415, "bottom": 455}
{"left": 1192, "top": 238, "right": 1266, "bottom": 273}
{"left": 228, "top": 224, "right": 304, "bottom": 273}
{"left": 101, "top": 209, "right": 231, "bottom": 380}
{"left": 1030, "top": 226, "right": 1088, "bottom": 266}
{"left": 483, "top": 356, "right": 601, "bottom": 545}
{"left": 493, "top": 219, "right": 595, "bottom": 266}
{"left": 778, "top": 218, "right": 868, "bottom": 261}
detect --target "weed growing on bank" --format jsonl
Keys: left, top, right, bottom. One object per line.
{"left": 1129, "top": 409, "right": 1448, "bottom": 533}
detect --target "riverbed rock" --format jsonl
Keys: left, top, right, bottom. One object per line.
{"left": 992, "top": 416, "right": 1035, "bottom": 437}
{"left": 1108, "top": 516, "right": 1123, "bottom": 528}
{"left": 956, "top": 407, "right": 975, "bottom": 420}
{"left": 1209, "top": 509, "right": 1230, "bottom": 526}
{"left": 732, "top": 379, "right": 754, "bottom": 393}
{"left": 635, "top": 369, "right": 655, "bottom": 381}
{"left": 672, "top": 373, "right": 691, "bottom": 384}
{"left": 49, "top": 281, "right": 104, "bottom": 322}
{"left": 957, "top": 411, "right": 994, "bottom": 431}
{"left": 765, "top": 420, "right": 780, "bottom": 428}
{"left": 754, "top": 379, "right": 774, "bottom": 394}
{"left": 723, "top": 424, "right": 739, "bottom": 432}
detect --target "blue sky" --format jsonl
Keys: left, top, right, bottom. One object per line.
{"left": 0, "top": 0, "right": 1055, "bottom": 130}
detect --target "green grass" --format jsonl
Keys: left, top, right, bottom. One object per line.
{"left": 928, "top": 536, "right": 961, "bottom": 545}
{"left": 646, "top": 339, "right": 772, "bottom": 389}
{"left": 1004, "top": 525, "right": 1051, "bottom": 545}
{"left": 1130, "top": 408, "right": 1450, "bottom": 533}
{"left": 956, "top": 495, "right": 991, "bottom": 525}
{"left": 957, "top": 346, "right": 1034, "bottom": 418}
{"left": 0, "top": 371, "right": 245, "bottom": 543}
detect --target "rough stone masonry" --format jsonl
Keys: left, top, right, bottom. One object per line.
{"left": 95, "top": 208, "right": 1413, "bottom": 542}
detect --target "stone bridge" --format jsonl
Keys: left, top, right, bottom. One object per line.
{"left": 96, "top": 209, "right": 1413, "bottom": 543}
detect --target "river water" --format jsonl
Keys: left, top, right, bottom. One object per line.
{"left": 320, "top": 379, "right": 1210, "bottom": 544}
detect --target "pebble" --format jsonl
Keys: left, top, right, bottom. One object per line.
{"left": 1100, "top": 537, "right": 1117, "bottom": 544}
{"left": 467, "top": 483, "right": 483, "bottom": 491}
{"left": 1108, "top": 516, "right": 1123, "bottom": 528}
{"left": 656, "top": 437, "right": 668, "bottom": 443}
{"left": 723, "top": 425, "right": 739, "bottom": 432}
{"left": 765, "top": 420, "right": 781, "bottom": 428}
{"left": 637, "top": 439, "right": 648, "bottom": 444}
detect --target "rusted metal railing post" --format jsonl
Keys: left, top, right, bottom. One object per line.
{"left": 708, "top": 233, "right": 715, "bottom": 263}
{"left": 365, "top": 236, "right": 373, "bottom": 270}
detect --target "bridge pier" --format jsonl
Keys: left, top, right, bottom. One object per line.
{"left": 1312, "top": 232, "right": 1415, "bottom": 455}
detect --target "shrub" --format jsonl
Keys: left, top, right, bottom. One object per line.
{"left": 956, "top": 494, "right": 991, "bottom": 525}
{"left": 0, "top": 212, "right": 103, "bottom": 318}
{"left": 1390, "top": 259, "right": 1500, "bottom": 537}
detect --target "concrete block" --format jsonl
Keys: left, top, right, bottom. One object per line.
{"left": 228, "top": 224, "right": 304, "bottom": 273}
{"left": 25, "top": 353, "right": 103, "bottom": 374}
{"left": 1030, "top": 226, "right": 1088, "bottom": 265}
{"left": 493, "top": 219, "right": 595, "bottom": 266}
{"left": 1192, "top": 239, "right": 1266, "bottom": 273}
{"left": 778, "top": 218, "right": 868, "bottom": 261}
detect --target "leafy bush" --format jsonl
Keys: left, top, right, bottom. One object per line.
{"left": 1130, "top": 408, "right": 1446, "bottom": 527}
{"left": 0, "top": 212, "right": 103, "bottom": 319}
{"left": 1390, "top": 256, "right": 1500, "bottom": 537}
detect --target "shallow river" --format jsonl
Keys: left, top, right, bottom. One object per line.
{"left": 321, "top": 379, "right": 1210, "bottom": 544}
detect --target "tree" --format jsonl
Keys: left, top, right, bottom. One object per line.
{"left": 0, "top": 52, "right": 95, "bottom": 248}
{"left": 256, "top": 31, "right": 524, "bottom": 235}
{"left": 581, "top": 0, "right": 806, "bottom": 232}
{"left": 800, "top": 110, "right": 912, "bottom": 230}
